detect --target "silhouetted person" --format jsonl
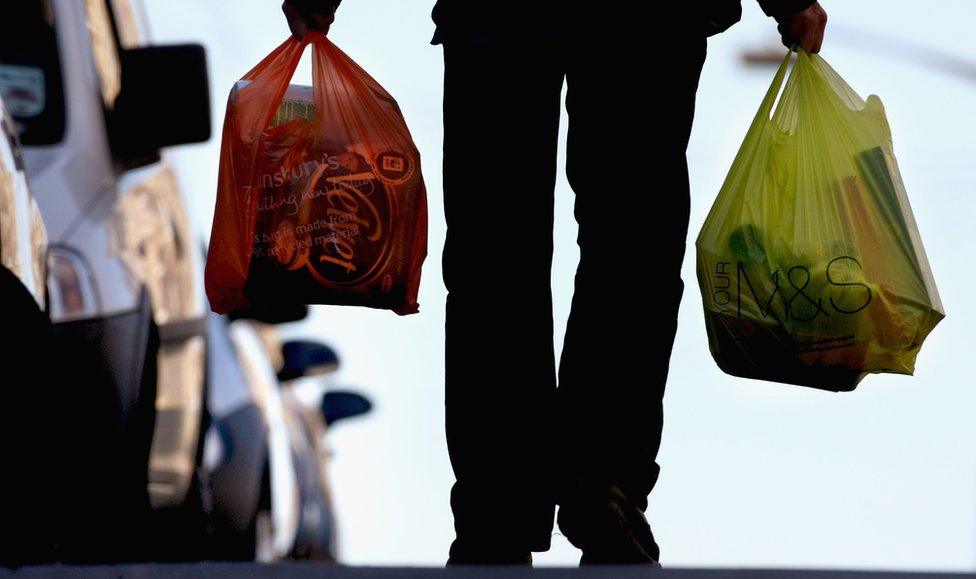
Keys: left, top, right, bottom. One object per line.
{"left": 285, "top": 0, "right": 827, "bottom": 566}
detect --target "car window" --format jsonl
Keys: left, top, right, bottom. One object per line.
{"left": 84, "top": 0, "right": 122, "bottom": 109}
{"left": 113, "top": 167, "right": 198, "bottom": 325}
{"left": 110, "top": 0, "right": 144, "bottom": 49}
{"left": 0, "top": 0, "right": 66, "bottom": 145}
{"left": 2, "top": 110, "right": 25, "bottom": 172}
{"left": 0, "top": 154, "right": 18, "bottom": 279}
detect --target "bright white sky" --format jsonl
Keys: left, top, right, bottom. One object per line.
{"left": 144, "top": 0, "right": 976, "bottom": 570}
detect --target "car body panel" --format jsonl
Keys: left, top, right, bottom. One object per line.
{"left": 0, "top": 106, "right": 51, "bottom": 557}
{"left": 204, "top": 311, "right": 267, "bottom": 536}
{"left": 281, "top": 391, "right": 336, "bottom": 560}
{"left": 228, "top": 320, "right": 301, "bottom": 560}
{"left": 115, "top": 164, "right": 206, "bottom": 508}
{"left": 207, "top": 404, "right": 268, "bottom": 535}
{"left": 21, "top": 0, "right": 120, "bottom": 248}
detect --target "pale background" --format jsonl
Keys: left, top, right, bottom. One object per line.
{"left": 144, "top": 0, "right": 976, "bottom": 570}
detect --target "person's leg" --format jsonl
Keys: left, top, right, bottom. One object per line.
{"left": 554, "top": 29, "right": 707, "bottom": 563}
{"left": 442, "top": 41, "right": 564, "bottom": 563}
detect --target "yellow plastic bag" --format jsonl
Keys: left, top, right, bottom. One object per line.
{"left": 695, "top": 50, "right": 944, "bottom": 391}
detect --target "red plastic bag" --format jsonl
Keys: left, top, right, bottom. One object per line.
{"left": 206, "top": 35, "right": 427, "bottom": 315}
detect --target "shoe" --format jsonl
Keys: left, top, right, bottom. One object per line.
{"left": 446, "top": 539, "right": 533, "bottom": 565}
{"left": 557, "top": 484, "right": 659, "bottom": 565}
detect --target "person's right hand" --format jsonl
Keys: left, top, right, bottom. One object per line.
{"left": 282, "top": 0, "right": 336, "bottom": 39}
{"left": 777, "top": 2, "right": 827, "bottom": 54}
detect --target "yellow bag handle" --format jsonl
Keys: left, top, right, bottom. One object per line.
{"left": 746, "top": 49, "right": 795, "bottom": 134}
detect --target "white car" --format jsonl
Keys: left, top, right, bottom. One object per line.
{"left": 1, "top": 0, "right": 210, "bottom": 562}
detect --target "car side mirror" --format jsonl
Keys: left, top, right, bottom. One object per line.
{"left": 322, "top": 391, "right": 372, "bottom": 426}
{"left": 278, "top": 340, "right": 340, "bottom": 382}
{"left": 109, "top": 44, "right": 211, "bottom": 161}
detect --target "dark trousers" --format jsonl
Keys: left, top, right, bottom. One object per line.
{"left": 442, "top": 30, "right": 707, "bottom": 557}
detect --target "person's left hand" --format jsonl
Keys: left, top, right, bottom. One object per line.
{"left": 283, "top": 0, "right": 336, "bottom": 39}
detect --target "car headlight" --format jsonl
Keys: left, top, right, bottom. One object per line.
{"left": 47, "top": 246, "right": 100, "bottom": 322}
